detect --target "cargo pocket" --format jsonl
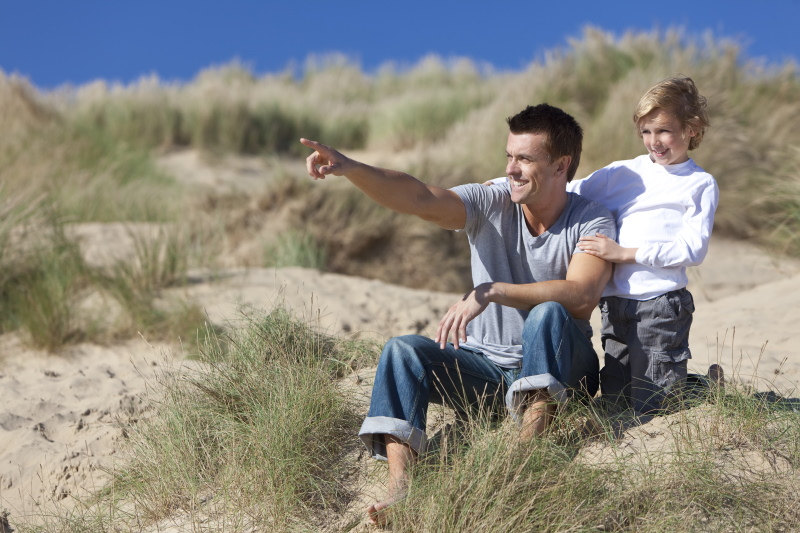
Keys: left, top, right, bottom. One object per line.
{"left": 652, "top": 291, "right": 694, "bottom": 352}
{"left": 651, "top": 349, "right": 690, "bottom": 389}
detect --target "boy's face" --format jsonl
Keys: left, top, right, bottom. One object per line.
{"left": 638, "top": 109, "right": 695, "bottom": 166}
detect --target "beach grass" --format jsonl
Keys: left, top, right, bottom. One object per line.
{"left": 389, "top": 386, "right": 800, "bottom": 532}
{"left": 14, "top": 306, "right": 799, "bottom": 532}
{"left": 22, "top": 307, "right": 376, "bottom": 532}
{"left": 263, "top": 229, "right": 327, "bottom": 270}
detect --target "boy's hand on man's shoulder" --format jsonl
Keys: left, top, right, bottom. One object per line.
{"left": 578, "top": 233, "right": 637, "bottom": 264}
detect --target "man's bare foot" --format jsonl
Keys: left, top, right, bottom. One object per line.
{"left": 366, "top": 492, "right": 406, "bottom": 526}
{"left": 366, "top": 436, "right": 415, "bottom": 525}
{"left": 519, "top": 389, "right": 555, "bottom": 442}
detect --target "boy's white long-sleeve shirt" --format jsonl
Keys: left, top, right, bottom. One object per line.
{"left": 568, "top": 155, "right": 719, "bottom": 300}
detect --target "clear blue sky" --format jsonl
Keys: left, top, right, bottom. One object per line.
{"left": 2, "top": 1, "right": 799, "bottom": 89}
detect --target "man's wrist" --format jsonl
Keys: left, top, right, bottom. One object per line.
{"left": 476, "top": 282, "right": 497, "bottom": 304}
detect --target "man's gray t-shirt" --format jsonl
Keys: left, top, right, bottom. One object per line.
{"left": 451, "top": 182, "right": 617, "bottom": 368}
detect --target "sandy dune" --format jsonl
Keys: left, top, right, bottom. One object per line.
{"left": 2, "top": 231, "right": 800, "bottom": 522}
{"left": 0, "top": 337, "right": 169, "bottom": 514}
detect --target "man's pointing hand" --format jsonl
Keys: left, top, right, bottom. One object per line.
{"left": 301, "top": 138, "right": 351, "bottom": 179}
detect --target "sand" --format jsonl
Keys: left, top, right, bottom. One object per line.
{"left": 2, "top": 223, "right": 800, "bottom": 525}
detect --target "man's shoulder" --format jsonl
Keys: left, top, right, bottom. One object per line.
{"left": 451, "top": 181, "right": 514, "bottom": 220}
{"left": 564, "top": 192, "right": 617, "bottom": 239}
{"left": 452, "top": 180, "right": 510, "bottom": 200}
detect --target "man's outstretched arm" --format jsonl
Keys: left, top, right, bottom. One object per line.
{"left": 436, "top": 253, "right": 611, "bottom": 349}
{"left": 301, "top": 138, "right": 466, "bottom": 230}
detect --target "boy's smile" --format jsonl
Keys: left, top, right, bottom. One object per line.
{"left": 639, "top": 109, "right": 696, "bottom": 166}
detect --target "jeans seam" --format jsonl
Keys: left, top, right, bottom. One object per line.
{"left": 408, "top": 366, "right": 427, "bottom": 428}
{"left": 424, "top": 361, "right": 503, "bottom": 385}
{"left": 555, "top": 318, "right": 569, "bottom": 364}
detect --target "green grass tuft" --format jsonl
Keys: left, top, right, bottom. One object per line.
{"left": 104, "top": 307, "right": 374, "bottom": 530}
{"left": 263, "top": 230, "right": 327, "bottom": 270}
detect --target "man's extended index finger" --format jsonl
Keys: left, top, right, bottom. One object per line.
{"left": 299, "top": 138, "right": 321, "bottom": 151}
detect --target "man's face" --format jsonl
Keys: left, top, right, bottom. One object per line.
{"left": 639, "top": 109, "right": 694, "bottom": 166}
{"left": 505, "top": 132, "right": 564, "bottom": 206}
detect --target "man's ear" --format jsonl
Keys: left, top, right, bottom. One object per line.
{"left": 555, "top": 155, "right": 571, "bottom": 178}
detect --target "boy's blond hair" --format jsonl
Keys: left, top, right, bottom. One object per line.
{"left": 633, "top": 76, "right": 710, "bottom": 150}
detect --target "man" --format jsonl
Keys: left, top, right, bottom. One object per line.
{"left": 301, "top": 103, "right": 616, "bottom": 524}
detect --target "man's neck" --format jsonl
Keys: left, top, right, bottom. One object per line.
{"left": 521, "top": 190, "right": 569, "bottom": 236}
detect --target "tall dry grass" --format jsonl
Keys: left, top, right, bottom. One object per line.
{"left": 33, "top": 307, "right": 379, "bottom": 532}
{"left": 3, "top": 24, "right": 800, "bottom": 336}
{"left": 0, "top": 73, "right": 211, "bottom": 350}
{"left": 6, "top": 27, "right": 799, "bottom": 294}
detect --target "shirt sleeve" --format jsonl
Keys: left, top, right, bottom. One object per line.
{"left": 573, "top": 198, "right": 618, "bottom": 255}
{"left": 451, "top": 181, "right": 508, "bottom": 234}
{"left": 587, "top": 212, "right": 617, "bottom": 242}
{"left": 634, "top": 177, "right": 719, "bottom": 268}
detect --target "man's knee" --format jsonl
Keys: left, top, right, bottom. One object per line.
{"left": 381, "top": 335, "right": 435, "bottom": 370}
{"left": 524, "top": 301, "right": 569, "bottom": 329}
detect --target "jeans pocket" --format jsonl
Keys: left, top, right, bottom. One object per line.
{"left": 660, "top": 290, "right": 695, "bottom": 320}
{"left": 658, "top": 293, "right": 679, "bottom": 320}
{"left": 679, "top": 290, "right": 695, "bottom": 314}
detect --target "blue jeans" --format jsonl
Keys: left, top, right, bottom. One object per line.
{"left": 359, "top": 301, "right": 599, "bottom": 459}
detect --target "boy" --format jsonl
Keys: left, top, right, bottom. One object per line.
{"left": 574, "top": 76, "right": 719, "bottom": 414}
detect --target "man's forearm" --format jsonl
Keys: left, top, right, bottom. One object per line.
{"left": 341, "top": 161, "right": 436, "bottom": 216}
{"left": 302, "top": 138, "right": 466, "bottom": 230}
{"left": 485, "top": 280, "right": 600, "bottom": 321}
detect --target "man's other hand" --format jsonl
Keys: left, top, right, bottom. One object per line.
{"left": 435, "top": 283, "right": 492, "bottom": 350}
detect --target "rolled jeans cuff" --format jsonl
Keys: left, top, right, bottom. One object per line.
{"left": 505, "top": 373, "right": 567, "bottom": 422}
{"left": 359, "top": 416, "right": 428, "bottom": 460}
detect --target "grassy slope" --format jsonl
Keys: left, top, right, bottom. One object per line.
{"left": 20, "top": 308, "right": 800, "bottom": 532}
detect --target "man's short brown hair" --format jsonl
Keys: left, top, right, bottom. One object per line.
{"left": 507, "top": 104, "right": 583, "bottom": 182}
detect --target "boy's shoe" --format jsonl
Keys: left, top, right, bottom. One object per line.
{"left": 708, "top": 364, "right": 725, "bottom": 389}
